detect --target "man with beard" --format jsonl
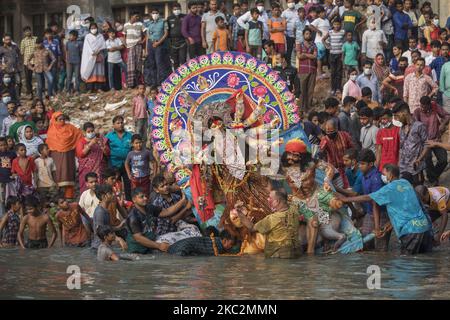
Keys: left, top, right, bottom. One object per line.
{"left": 319, "top": 120, "right": 354, "bottom": 188}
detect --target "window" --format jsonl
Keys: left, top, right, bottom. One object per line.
{"left": 0, "top": 15, "right": 13, "bottom": 41}
{"left": 48, "top": 12, "right": 63, "bottom": 29}
{"left": 128, "top": 5, "right": 146, "bottom": 18}
{"left": 112, "top": 7, "right": 126, "bottom": 24}
{"left": 32, "top": 14, "right": 46, "bottom": 38}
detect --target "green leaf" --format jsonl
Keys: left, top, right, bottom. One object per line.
{"left": 271, "top": 101, "right": 278, "bottom": 106}
{"left": 248, "top": 75, "right": 254, "bottom": 81}
{"left": 179, "top": 108, "right": 187, "bottom": 113}
{"left": 265, "top": 96, "right": 270, "bottom": 103}
{"left": 251, "top": 81, "right": 259, "bottom": 87}
{"left": 241, "top": 85, "right": 248, "bottom": 92}
{"left": 169, "top": 107, "right": 175, "bottom": 112}
{"left": 170, "top": 113, "right": 178, "bottom": 120}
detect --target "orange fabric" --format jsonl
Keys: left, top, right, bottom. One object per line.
{"left": 46, "top": 111, "right": 83, "bottom": 152}
{"left": 64, "top": 186, "right": 75, "bottom": 199}
{"left": 268, "top": 17, "right": 286, "bottom": 44}
{"left": 226, "top": 90, "right": 263, "bottom": 128}
{"left": 212, "top": 29, "right": 229, "bottom": 51}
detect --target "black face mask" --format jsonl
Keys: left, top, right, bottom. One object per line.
{"left": 327, "top": 132, "right": 338, "bottom": 139}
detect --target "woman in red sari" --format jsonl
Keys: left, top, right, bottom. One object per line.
{"left": 75, "top": 122, "right": 110, "bottom": 194}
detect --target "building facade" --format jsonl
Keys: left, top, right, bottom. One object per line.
{"left": 0, "top": 1, "right": 448, "bottom": 42}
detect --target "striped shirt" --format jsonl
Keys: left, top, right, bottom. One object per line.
{"left": 20, "top": 36, "right": 37, "bottom": 65}
{"left": 124, "top": 22, "right": 144, "bottom": 48}
{"left": 328, "top": 29, "right": 345, "bottom": 55}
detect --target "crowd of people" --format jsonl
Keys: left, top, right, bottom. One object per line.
{"left": 0, "top": 0, "right": 450, "bottom": 261}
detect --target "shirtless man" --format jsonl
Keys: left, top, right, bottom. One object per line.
{"left": 18, "top": 196, "right": 57, "bottom": 249}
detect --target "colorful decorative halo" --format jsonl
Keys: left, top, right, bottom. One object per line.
{"left": 151, "top": 52, "right": 300, "bottom": 181}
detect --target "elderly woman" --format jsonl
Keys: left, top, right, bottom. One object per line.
{"left": 75, "top": 122, "right": 110, "bottom": 194}
{"left": 81, "top": 23, "right": 107, "bottom": 93}
{"left": 46, "top": 112, "right": 83, "bottom": 199}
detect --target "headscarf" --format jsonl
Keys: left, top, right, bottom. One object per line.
{"left": 46, "top": 111, "right": 83, "bottom": 152}
{"left": 372, "top": 55, "right": 390, "bottom": 86}
{"left": 19, "top": 125, "right": 44, "bottom": 157}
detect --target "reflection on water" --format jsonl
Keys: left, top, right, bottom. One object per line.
{"left": 0, "top": 247, "right": 449, "bottom": 299}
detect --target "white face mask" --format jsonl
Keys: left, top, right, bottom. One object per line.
{"left": 86, "top": 132, "right": 96, "bottom": 139}
{"left": 116, "top": 25, "right": 123, "bottom": 32}
{"left": 257, "top": 6, "right": 265, "bottom": 13}
{"left": 144, "top": 19, "right": 150, "bottom": 23}
{"left": 2, "top": 96, "right": 11, "bottom": 104}
{"left": 393, "top": 119, "right": 403, "bottom": 127}
{"left": 287, "top": 2, "right": 295, "bottom": 9}
{"left": 152, "top": 14, "right": 160, "bottom": 20}
{"left": 381, "top": 174, "right": 389, "bottom": 184}
{"left": 90, "top": 28, "right": 98, "bottom": 34}
{"left": 350, "top": 74, "right": 357, "bottom": 81}
{"left": 433, "top": 19, "right": 439, "bottom": 26}
{"left": 364, "top": 68, "right": 372, "bottom": 75}
{"left": 173, "top": 9, "right": 181, "bottom": 16}
{"left": 381, "top": 121, "right": 392, "bottom": 128}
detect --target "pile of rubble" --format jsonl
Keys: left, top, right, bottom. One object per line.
{"left": 21, "top": 89, "right": 139, "bottom": 133}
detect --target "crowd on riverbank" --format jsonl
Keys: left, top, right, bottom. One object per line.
{"left": 0, "top": 0, "right": 449, "bottom": 261}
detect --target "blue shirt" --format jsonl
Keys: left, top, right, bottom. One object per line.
{"left": 105, "top": 130, "right": 132, "bottom": 168}
{"left": 361, "top": 167, "right": 384, "bottom": 214}
{"left": 390, "top": 57, "right": 399, "bottom": 72}
{"left": 356, "top": 73, "right": 380, "bottom": 103}
{"left": 147, "top": 19, "right": 167, "bottom": 42}
{"left": 369, "top": 179, "right": 432, "bottom": 238}
{"left": 429, "top": 56, "right": 449, "bottom": 81}
{"left": 43, "top": 38, "right": 62, "bottom": 58}
{"left": 393, "top": 11, "right": 412, "bottom": 41}
{"left": 345, "top": 167, "right": 363, "bottom": 194}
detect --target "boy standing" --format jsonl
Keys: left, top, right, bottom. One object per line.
{"left": 18, "top": 196, "right": 57, "bottom": 249}
{"left": 106, "top": 29, "right": 127, "bottom": 91}
{"left": 65, "top": 30, "right": 82, "bottom": 94}
{"left": 322, "top": 19, "right": 345, "bottom": 94}
{"left": 342, "top": 31, "right": 360, "bottom": 77}
{"left": 212, "top": 16, "right": 230, "bottom": 52}
{"left": 132, "top": 84, "right": 148, "bottom": 146}
{"left": 245, "top": 8, "right": 263, "bottom": 59}
{"left": 0, "top": 137, "right": 16, "bottom": 216}
{"left": 125, "top": 134, "right": 155, "bottom": 197}
{"left": 34, "top": 143, "right": 58, "bottom": 203}
{"left": 267, "top": 4, "right": 286, "bottom": 54}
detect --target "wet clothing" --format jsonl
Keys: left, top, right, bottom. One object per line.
{"left": 152, "top": 193, "right": 181, "bottom": 236}
{"left": 26, "top": 238, "right": 48, "bottom": 249}
{"left": 126, "top": 204, "right": 161, "bottom": 254}
{"left": 97, "top": 243, "right": 115, "bottom": 261}
{"left": 168, "top": 236, "right": 223, "bottom": 256}
{"left": 1, "top": 210, "right": 20, "bottom": 245}
{"left": 399, "top": 231, "right": 433, "bottom": 255}
{"left": 254, "top": 206, "right": 299, "bottom": 259}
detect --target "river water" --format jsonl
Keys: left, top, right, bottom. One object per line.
{"left": 1, "top": 245, "right": 449, "bottom": 300}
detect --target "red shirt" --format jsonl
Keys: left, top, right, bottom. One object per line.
{"left": 375, "top": 126, "right": 400, "bottom": 171}
{"left": 11, "top": 156, "right": 36, "bottom": 186}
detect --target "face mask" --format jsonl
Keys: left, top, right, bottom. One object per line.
{"left": 364, "top": 68, "right": 372, "bottom": 75}
{"left": 86, "top": 132, "right": 96, "bottom": 139}
{"left": 2, "top": 96, "right": 11, "bottom": 104}
{"left": 90, "top": 29, "right": 98, "bottom": 34}
{"left": 152, "top": 14, "right": 159, "bottom": 21}
{"left": 433, "top": 19, "right": 439, "bottom": 26}
{"left": 116, "top": 25, "right": 124, "bottom": 32}
{"left": 327, "top": 132, "right": 338, "bottom": 139}
{"left": 381, "top": 174, "right": 389, "bottom": 184}
{"left": 393, "top": 119, "right": 403, "bottom": 127}
{"left": 173, "top": 9, "right": 181, "bottom": 16}
{"left": 287, "top": 2, "right": 295, "bottom": 9}
{"left": 3, "top": 78, "right": 11, "bottom": 85}
{"left": 257, "top": 6, "right": 265, "bottom": 13}
{"left": 350, "top": 106, "right": 357, "bottom": 113}
{"left": 350, "top": 74, "right": 357, "bottom": 81}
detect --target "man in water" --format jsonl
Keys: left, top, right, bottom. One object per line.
{"left": 167, "top": 230, "right": 236, "bottom": 256}
{"left": 18, "top": 196, "right": 57, "bottom": 249}
{"left": 234, "top": 187, "right": 300, "bottom": 258}
{"left": 338, "top": 164, "right": 433, "bottom": 255}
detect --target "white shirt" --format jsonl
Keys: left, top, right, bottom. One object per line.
{"left": 361, "top": 29, "right": 387, "bottom": 59}
{"left": 310, "top": 18, "right": 330, "bottom": 44}
{"left": 402, "top": 49, "right": 429, "bottom": 65}
{"left": 106, "top": 38, "right": 124, "bottom": 63}
{"left": 237, "top": 10, "right": 270, "bottom": 40}
{"left": 79, "top": 190, "right": 100, "bottom": 218}
{"left": 281, "top": 8, "right": 299, "bottom": 38}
